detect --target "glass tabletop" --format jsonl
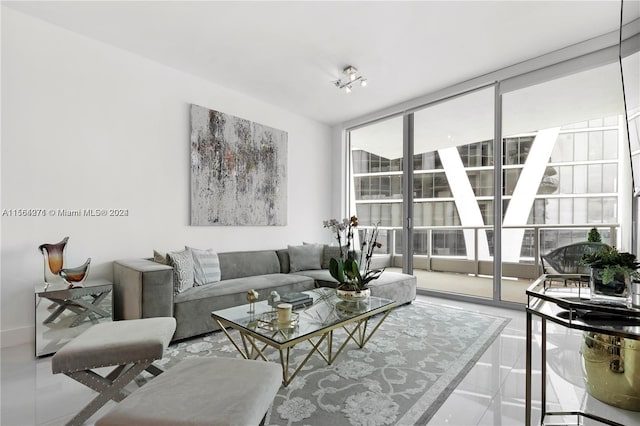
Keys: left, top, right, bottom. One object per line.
{"left": 211, "top": 288, "right": 396, "bottom": 344}
{"left": 527, "top": 274, "right": 640, "bottom": 339}
{"left": 35, "top": 279, "right": 112, "bottom": 295}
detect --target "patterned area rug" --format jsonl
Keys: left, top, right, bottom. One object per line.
{"left": 156, "top": 300, "right": 509, "bottom": 426}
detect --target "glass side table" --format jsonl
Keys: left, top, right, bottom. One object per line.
{"left": 526, "top": 274, "right": 640, "bottom": 426}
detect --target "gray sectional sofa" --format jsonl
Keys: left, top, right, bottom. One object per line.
{"left": 113, "top": 248, "right": 417, "bottom": 341}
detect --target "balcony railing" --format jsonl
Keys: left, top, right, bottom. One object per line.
{"left": 361, "top": 223, "right": 620, "bottom": 280}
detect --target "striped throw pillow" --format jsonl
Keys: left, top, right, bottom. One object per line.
{"left": 187, "top": 246, "right": 221, "bottom": 286}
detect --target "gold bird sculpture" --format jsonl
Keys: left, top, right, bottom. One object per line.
{"left": 246, "top": 289, "right": 259, "bottom": 303}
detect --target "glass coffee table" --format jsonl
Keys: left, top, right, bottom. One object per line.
{"left": 211, "top": 288, "right": 396, "bottom": 386}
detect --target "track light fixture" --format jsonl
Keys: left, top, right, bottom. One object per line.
{"left": 334, "top": 65, "right": 367, "bottom": 93}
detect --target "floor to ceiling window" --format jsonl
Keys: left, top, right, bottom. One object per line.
{"left": 622, "top": 49, "right": 640, "bottom": 254}
{"left": 345, "top": 14, "right": 639, "bottom": 305}
{"left": 350, "top": 116, "right": 404, "bottom": 263}
{"left": 410, "top": 87, "right": 496, "bottom": 299}
{"left": 501, "top": 61, "right": 627, "bottom": 302}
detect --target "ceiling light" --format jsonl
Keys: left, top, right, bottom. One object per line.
{"left": 333, "top": 65, "right": 367, "bottom": 93}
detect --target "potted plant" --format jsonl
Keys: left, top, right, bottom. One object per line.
{"left": 587, "top": 227, "right": 602, "bottom": 243}
{"left": 323, "top": 216, "right": 384, "bottom": 300}
{"left": 580, "top": 247, "right": 640, "bottom": 411}
{"left": 581, "top": 246, "right": 640, "bottom": 303}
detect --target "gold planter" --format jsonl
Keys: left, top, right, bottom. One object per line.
{"left": 582, "top": 332, "right": 640, "bottom": 411}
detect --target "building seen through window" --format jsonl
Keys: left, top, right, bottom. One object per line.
{"left": 352, "top": 115, "right": 621, "bottom": 261}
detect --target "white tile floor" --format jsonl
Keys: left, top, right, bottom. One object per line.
{"left": 1, "top": 295, "right": 639, "bottom": 425}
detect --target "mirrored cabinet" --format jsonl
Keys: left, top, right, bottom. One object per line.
{"left": 35, "top": 279, "right": 113, "bottom": 357}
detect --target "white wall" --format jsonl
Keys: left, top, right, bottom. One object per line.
{"left": 0, "top": 8, "right": 334, "bottom": 347}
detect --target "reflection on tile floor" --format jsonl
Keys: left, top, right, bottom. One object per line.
{"left": 2, "top": 294, "right": 639, "bottom": 425}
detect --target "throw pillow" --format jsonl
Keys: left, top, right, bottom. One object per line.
{"left": 288, "top": 244, "right": 323, "bottom": 272}
{"left": 153, "top": 250, "right": 170, "bottom": 265}
{"left": 187, "top": 246, "right": 221, "bottom": 286}
{"left": 167, "top": 249, "right": 195, "bottom": 295}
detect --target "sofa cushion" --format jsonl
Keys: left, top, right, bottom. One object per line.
{"left": 172, "top": 273, "right": 315, "bottom": 339}
{"left": 322, "top": 245, "right": 343, "bottom": 269}
{"left": 289, "top": 244, "right": 323, "bottom": 272}
{"left": 187, "top": 247, "right": 221, "bottom": 286}
{"left": 174, "top": 273, "right": 314, "bottom": 304}
{"left": 291, "top": 269, "right": 337, "bottom": 286}
{"left": 276, "top": 249, "right": 290, "bottom": 274}
{"left": 167, "top": 249, "right": 194, "bottom": 295}
{"left": 218, "top": 250, "right": 281, "bottom": 280}
{"left": 322, "top": 246, "right": 363, "bottom": 269}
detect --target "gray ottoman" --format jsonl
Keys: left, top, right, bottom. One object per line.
{"left": 96, "top": 357, "right": 283, "bottom": 426}
{"left": 369, "top": 271, "right": 417, "bottom": 304}
{"left": 52, "top": 317, "right": 176, "bottom": 426}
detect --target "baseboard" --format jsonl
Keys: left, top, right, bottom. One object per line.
{"left": 0, "top": 325, "right": 33, "bottom": 348}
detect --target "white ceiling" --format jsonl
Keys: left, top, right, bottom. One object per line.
{"left": 4, "top": 1, "right": 639, "bottom": 126}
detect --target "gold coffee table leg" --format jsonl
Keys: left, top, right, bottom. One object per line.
{"left": 279, "top": 333, "right": 330, "bottom": 386}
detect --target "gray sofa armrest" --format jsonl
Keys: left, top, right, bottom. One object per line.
{"left": 113, "top": 259, "right": 174, "bottom": 320}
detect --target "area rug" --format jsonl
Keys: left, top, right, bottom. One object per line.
{"left": 156, "top": 300, "right": 509, "bottom": 425}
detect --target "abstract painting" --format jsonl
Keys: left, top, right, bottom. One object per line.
{"left": 190, "top": 104, "right": 287, "bottom": 226}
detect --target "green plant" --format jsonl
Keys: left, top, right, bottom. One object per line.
{"left": 323, "top": 216, "right": 384, "bottom": 291}
{"left": 581, "top": 246, "right": 640, "bottom": 284}
{"left": 587, "top": 227, "right": 602, "bottom": 243}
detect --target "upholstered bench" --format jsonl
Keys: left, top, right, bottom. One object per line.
{"left": 51, "top": 317, "right": 176, "bottom": 426}
{"left": 95, "top": 357, "right": 283, "bottom": 426}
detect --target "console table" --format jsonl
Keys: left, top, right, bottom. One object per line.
{"left": 35, "top": 279, "right": 113, "bottom": 357}
{"left": 526, "top": 274, "right": 640, "bottom": 426}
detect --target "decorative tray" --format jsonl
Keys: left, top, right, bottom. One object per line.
{"left": 258, "top": 311, "right": 299, "bottom": 331}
